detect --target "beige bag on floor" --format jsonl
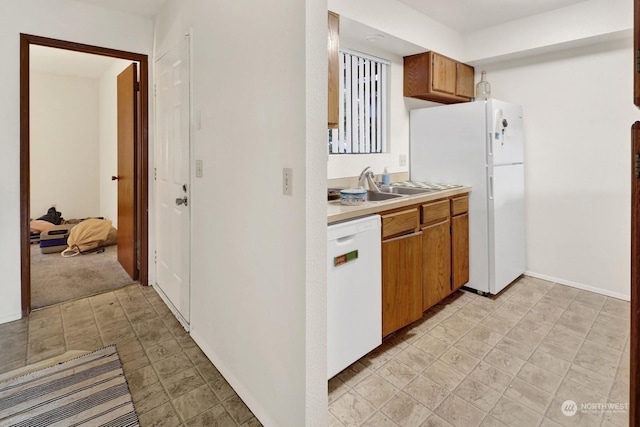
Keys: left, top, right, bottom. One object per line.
{"left": 61, "top": 219, "right": 117, "bottom": 257}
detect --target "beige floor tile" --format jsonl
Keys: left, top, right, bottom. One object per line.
{"left": 483, "top": 347, "right": 525, "bottom": 375}
{"left": 137, "top": 401, "right": 182, "bottom": 427}
{"left": 132, "top": 380, "right": 171, "bottom": 415}
{"left": 504, "top": 377, "right": 554, "bottom": 414}
{"left": 464, "top": 326, "right": 504, "bottom": 346}
{"left": 420, "top": 413, "right": 454, "bottom": 426}
{"left": 337, "top": 361, "right": 373, "bottom": 387}
{"left": 330, "top": 390, "right": 376, "bottom": 427}
{"left": 404, "top": 375, "right": 450, "bottom": 410}
{"left": 601, "top": 298, "right": 630, "bottom": 319}
{"left": 453, "top": 336, "right": 492, "bottom": 359}
{"left": 353, "top": 373, "right": 399, "bottom": 408}
{"left": 172, "top": 384, "right": 219, "bottom": 423}
{"left": 434, "top": 394, "right": 485, "bottom": 427}
{"left": 361, "top": 411, "right": 398, "bottom": 426}
{"left": 153, "top": 352, "right": 194, "bottom": 381}
{"left": 505, "top": 324, "right": 544, "bottom": 348}
{"left": 555, "top": 378, "right": 608, "bottom": 405}
{"left": 222, "top": 393, "right": 254, "bottom": 425}
{"left": 428, "top": 324, "right": 467, "bottom": 345}
{"left": 468, "top": 361, "right": 513, "bottom": 393}
{"left": 162, "top": 367, "right": 207, "bottom": 400}
{"left": 208, "top": 370, "right": 237, "bottom": 402}
{"left": 422, "top": 360, "right": 466, "bottom": 391}
{"left": 381, "top": 392, "right": 432, "bottom": 426}
{"left": 489, "top": 395, "right": 542, "bottom": 426}
{"left": 394, "top": 345, "right": 435, "bottom": 373}
{"left": 565, "top": 363, "right": 613, "bottom": 393}
{"left": 494, "top": 336, "right": 535, "bottom": 361}
{"left": 573, "top": 341, "right": 622, "bottom": 379}
{"left": 517, "top": 362, "right": 563, "bottom": 395}
{"left": 378, "top": 358, "right": 420, "bottom": 389}
{"left": 146, "top": 338, "right": 183, "bottom": 364}
{"left": 439, "top": 347, "right": 480, "bottom": 374}
{"left": 185, "top": 404, "right": 237, "bottom": 427}
{"left": 453, "top": 377, "right": 501, "bottom": 412}
{"left": 478, "top": 415, "right": 508, "bottom": 426}
{"left": 127, "top": 364, "right": 159, "bottom": 395}
{"left": 329, "top": 376, "right": 350, "bottom": 404}
{"left": 528, "top": 348, "right": 571, "bottom": 377}
{"left": 412, "top": 334, "right": 451, "bottom": 359}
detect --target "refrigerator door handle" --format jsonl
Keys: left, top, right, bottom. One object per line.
{"left": 487, "top": 133, "right": 493, "bottom": 157}
{"left": 489, "top": 175, "right": 494, "bottom": 200}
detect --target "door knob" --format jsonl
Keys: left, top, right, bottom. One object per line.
{"left": 175, "top": 196, "right": 188, "bottom": 206}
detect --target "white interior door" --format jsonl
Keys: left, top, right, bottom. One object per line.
{"left": 155, "top": 35, "right": 191, "bottom": 325}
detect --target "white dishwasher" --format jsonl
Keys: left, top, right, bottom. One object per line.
{"left": 327, "top": 214, "right": 381, "bottom": 379}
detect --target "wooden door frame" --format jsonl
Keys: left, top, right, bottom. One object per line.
{"left": 19, "top": 34, "right": 149, "bottom": 316}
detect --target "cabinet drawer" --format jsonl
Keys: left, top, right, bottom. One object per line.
{"left": 451, "top": 196, "right": 469, "bottom": 216}
{"left": 381, "top": 208, "right": 419, "bottom": 239}
{"left": 421, "top": 200, "right": 449, "bottom": 225}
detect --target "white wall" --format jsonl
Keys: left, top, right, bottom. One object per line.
{"left": 481, "top": 38, "right": 635, "bottom": 299}
{"left": 30, "top": 71, "right": 100, "bottom": 219}
{"left": 154, "top": 0, "right": 326, "bottom": 425}
{"left": 0, "top": 0, "right": 153, "bottom": 323}
{"left": 99, "top": 60, "right": 132, "bottom": 227}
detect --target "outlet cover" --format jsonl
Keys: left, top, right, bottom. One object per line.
{"left": 399, "top": 154, "right": 407, "bottom": 167}
{"left": 283, "top": 168, "right": 293, "bottom": 196}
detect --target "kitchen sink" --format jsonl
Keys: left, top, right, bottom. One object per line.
{"left": 379, "top": 186, "right": 436, "bottom": 195}
{"left": 366, "top": 191, "right": 404, "bottom": 202}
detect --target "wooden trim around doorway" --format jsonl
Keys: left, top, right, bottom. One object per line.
{"left": 631, "top": 122, "right": 640, "bottom": 425}
{"left": 19, "top": 34, "right": 149, "bottom": 316}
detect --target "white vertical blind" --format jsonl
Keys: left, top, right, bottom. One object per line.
{"left": 330, "top": 50, "right": 389, "bottom": 154}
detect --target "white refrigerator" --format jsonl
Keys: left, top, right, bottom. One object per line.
{"left": 410, "top": 99, "right": 525, "bottom": 295}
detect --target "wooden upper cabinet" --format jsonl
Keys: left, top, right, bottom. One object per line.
{"left": 431, "top": 53, "right": 457, "bottom": 95}
{"left": 404, "top": 51, "right": 474, "bottom": 104}
{"left": 456, "top": 62, "right": 475, "bottom": 99}
{"left": 328, "top": 11, "right": 340, "bottom": 128}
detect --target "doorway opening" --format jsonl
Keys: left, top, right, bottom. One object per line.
{"left": 20, "top": 34, "right": 149, "bottom": 316}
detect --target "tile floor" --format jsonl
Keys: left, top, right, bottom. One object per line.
{"left": 0, "top": 276, "right": 630, "bottom": 427}
{"left": 0, "top": 284, "right": 262, "bottom": 427}
{"left": 329, "top": 276, "right": 631, "bottom": 427}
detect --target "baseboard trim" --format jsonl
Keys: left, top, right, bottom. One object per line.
{"left": 525, "top": 271, "right": 630, "bottom": 301}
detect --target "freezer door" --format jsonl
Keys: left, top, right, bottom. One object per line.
{"left": 486, "top": 100, "right": 524, "bottom": 166}
{"left": 488, "top": 164, "right": 525, "bottom": 294}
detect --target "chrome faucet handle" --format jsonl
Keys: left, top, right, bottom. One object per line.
{"left": 358, "top": 166, "right": 373, "bottom": 188}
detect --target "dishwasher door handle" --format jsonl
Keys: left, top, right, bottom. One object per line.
{"left": 336, "top": 235, "right": 356, "bottom": 245}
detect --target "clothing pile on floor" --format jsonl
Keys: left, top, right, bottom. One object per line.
{"left": 30, "top": 207, "right": 115, "bottom": 255}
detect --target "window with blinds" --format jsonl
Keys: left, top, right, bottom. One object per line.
{"left": 328, "top": 50, "right": 389, "bottom": 154}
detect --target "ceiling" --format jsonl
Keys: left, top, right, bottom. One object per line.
{"left": 396, "top": 0, "right": 589, "bottom": 34}
{"left": 31, "top": 45, "right": 131, "bottom": 79}
{"left": 72, "top": 0, "right": 167, "bottom": 17}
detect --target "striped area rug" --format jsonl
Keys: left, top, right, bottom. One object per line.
{"left": 0, "top": 345, "right": 139, "bottom": 426}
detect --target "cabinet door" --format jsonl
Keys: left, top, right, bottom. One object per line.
{"left": 456, "top": 62, "right": 475, "bottom": 99}
{"left": 382, "top": 232, "right": 423, "bottom": 337}
{"left": 431, "top": 53, "right": 456, "bottom": 95}
{"left": 451, "top": 213, "right": 469, "bottom": 290}
{"left": 422, "top": 219, "right": 451, "bottom": 311}
{"left": 328, "top": 11, "right": 340, "bottom": 128}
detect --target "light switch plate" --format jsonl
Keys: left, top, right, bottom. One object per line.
{"left": 399, "top": 154, "right": 407, "bottom": 167}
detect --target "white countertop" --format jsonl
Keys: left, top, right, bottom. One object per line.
{"left": 328, "top": 186, "right": 472, "bottom": 224}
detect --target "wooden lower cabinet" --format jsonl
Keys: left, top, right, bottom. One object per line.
{"left": 422, "top": 219, "right": 451, "bottom": 311}
{"left": 451, "top": 212, "right": 469, "bottom": 290}
{"left": 382, "top": 231, "right": 423, "bottom": 337}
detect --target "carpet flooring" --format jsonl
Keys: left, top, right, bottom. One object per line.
{"left": 30, "top": 244, "right": 136, "bottom": 309}
{"left": 0, "top": 345, "right": 139, "bottom": 426}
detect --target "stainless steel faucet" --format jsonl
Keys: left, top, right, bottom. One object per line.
{"left": 358, "top": 166, "right": 380, "bottom": 192}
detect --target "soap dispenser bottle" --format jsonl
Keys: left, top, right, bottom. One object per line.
{"left": 382, "top": 167, "right": 391, "bottom": 185}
